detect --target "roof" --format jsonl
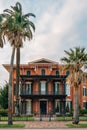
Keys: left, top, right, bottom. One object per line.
{"left": 29, "top": 58, "right": 58, "bottom": 64}
{"left": 3, "top": 58, "right": 59, "bottom": 72}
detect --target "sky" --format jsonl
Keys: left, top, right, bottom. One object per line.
{"left": 0, "top": 0, "right": 87, "bottom": 86}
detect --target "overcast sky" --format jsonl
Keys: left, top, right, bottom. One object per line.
{"left": 0, "top": 0, "right": 87, "bottom": 86}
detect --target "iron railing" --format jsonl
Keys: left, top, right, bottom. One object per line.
{"left": 20, "top": 91, "right": 66, "bottom": 96}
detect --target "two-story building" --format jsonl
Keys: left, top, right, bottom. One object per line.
{"left": 3, "top": 58, "right": 87, "bottom": 115}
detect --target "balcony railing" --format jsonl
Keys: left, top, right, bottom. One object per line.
{"left": 20, "top": 91, "right": 66, "bottom": 96}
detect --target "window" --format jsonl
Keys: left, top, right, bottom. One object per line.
{"left": 55, "top": 82, "right": 60, "bottom": 94}
{"left": 25, "top": 83, "right": 31, "bottom": 95}
{"left": 83, "top": 87, "right": 87, "bottom": 96}
{"left": 83, "top": 102, "right": 87, "bottom": 109}
{"left": 65, "top": 83, "right": 70, "bottom": 96}
{"left": 41, "top": 69, "right": 45, "bottom": 75}
{"left": 40, "top": 81, "right": 46, "bottom": 94}
{"left": 66, "top": 101, "right": 71, "bottom": 113}
{"left": 14, "top": 101, "right": 17, "bottom": 114}
{"left": 27, "top": 71, "right": 30, "bottom": 76}
{"left": 55, "top": 100, "right": 60, "bottom": 114}
{"left": 56, "top": 70, "right": 59, "bottom": 76}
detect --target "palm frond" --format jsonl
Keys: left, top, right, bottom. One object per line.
{"left": 23, "top": 13, "right": 36, "bottom": 18}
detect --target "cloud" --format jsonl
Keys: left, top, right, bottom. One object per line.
{"left": 0, "top": 0, "right": 87, "bottom": 86}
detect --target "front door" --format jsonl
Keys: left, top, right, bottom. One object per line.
{"left": 40, "top": 101, "right": 47, "bottom": 115}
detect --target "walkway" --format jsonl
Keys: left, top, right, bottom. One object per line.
{"left": 24, "top": 121, "right": 68, "bottom": 129}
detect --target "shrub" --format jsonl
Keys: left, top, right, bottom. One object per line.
{"left": 0, "top": 109, "right": 8, "bottom": 116}
{"left": 80, "top": 109, "right": 87, "bottom": 115}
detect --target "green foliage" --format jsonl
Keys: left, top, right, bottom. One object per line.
{"left": 67, "top": 124, "right": 87, "bottom": 128}
{"left": 0, "top": 124, "right": 25, "bottom": 128}
{"left": 0, "top": 84, "right": 8, "bottom": 109}
{"left": 79, "top": 109, "right": 87, "bottom": 115}
{"left": 0, "top": 109, "right": 8, "bottom": 116}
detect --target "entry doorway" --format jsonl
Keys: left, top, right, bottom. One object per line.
{"left": 40, "top": 101, "right": 47, "bottom": 115}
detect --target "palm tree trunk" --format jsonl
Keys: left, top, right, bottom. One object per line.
{"left": 73, "top": 86, "right": 79, "bottom": 124}
{"left": 8, "top": 46, "right": 15, "bottom": 125}
{"left": 16, "top": 47, "right": 20, "bottom": 116}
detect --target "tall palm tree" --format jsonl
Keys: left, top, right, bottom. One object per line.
{"left": 0, "top": 14, "right": 15, "bottom": 125}
{"left": 0, "top": 15, "right": 4, "bottom": 48}
{"left": 1, "top": 2, "right": 35, "bottom": 125}
{"left": 61, "top": 47, "right": 87, "bottom": 124}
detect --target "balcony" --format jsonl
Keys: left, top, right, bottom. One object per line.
{"left": 20, "top": 75, "right": 68, "bottom": 82}
{"left": 20, "top": 91, "right": 67, "bottom": 99}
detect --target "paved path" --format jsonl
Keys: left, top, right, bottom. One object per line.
{"left": 24, "top": 121, "right": 68, "bottom": 129}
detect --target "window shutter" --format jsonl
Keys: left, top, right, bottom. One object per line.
{"left": 60, "top": 101, "right": 62, "bottom": 114}
{"left": 39, "top": 82, "right": 41, "bottom": 94}
{"left": 46, "top": 82, "right": 48, "bottom": 94}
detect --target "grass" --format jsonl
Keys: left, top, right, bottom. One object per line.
{"left": 0, "top": 124, "right": 25, "bottom": 128}
{"left": 67, "top": 124, "right": 87, "bottom": 128}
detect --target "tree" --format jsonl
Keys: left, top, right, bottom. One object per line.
{"left": 1, "top": 2, "right": 35, "bottom": 125}
{"left": 0, "top": 15, "right": 4, "bottom": 48}
{"left": 61, "top": 47, "right": 87, "bottom": 124}
{"left": 0, "top": 84, "right": 8, "bottom": 109}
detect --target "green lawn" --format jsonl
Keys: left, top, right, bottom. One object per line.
{"left": 0, "top": 124, "right": 25, "bottom": 128}
{"left": 67, "top": 124, "right": 87, "bottom": 128}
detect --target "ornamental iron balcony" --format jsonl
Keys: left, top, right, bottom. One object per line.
{"left": 20, "top": 91, "right": 66, "bottom": 95}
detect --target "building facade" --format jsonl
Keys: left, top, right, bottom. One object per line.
{"left": 3, "top": 58, "right": 87, "bottom": 116}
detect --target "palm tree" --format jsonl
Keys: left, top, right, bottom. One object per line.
{"left": 61, "top": 47, "right": 87, "bottom": 124}
{"left": 0, "top": 15, "right": 4, "bottom": 48}
{"left": 1, "top": 2, "right": 35, "bottom": 125}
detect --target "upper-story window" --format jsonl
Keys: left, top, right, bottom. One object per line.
{"left": 65, "top": 82, "right": 70, "bottom": 96}
{"left": 83, "top": 86, "right": 87, "bottom": 96}
{"left": 55, "top": 82, "right": 60, "bottom": 94}
{"left": 27, "top": 71, "right": 30, "bottom": 76}
{"left": 40, "top": 81, "right": 46, "bottom": 94}
{"left": 56, "top": 70, "right": 59, "bottom": 76}
{"left": 41, "top": 69, "right": 45, "bottom": 75}
{"left": 25, "top": 83, "right": 31, "bottom": 95}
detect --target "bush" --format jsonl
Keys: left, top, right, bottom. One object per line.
{"left": 0, "top": 109, "right": 8, "bottom": 116}
{"left": 80, "top": 109, "right": 87, "bottom": 115}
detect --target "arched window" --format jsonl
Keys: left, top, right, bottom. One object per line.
{"left": 41, "top": 69, "right": 45, "bottom": 75}
{"left": 27, "top": 71, "right": 30, "bottom": 76}
{"left": 56, "top": 70, "right": 59, "bottom": 76}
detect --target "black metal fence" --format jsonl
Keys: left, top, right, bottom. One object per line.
{"left": 0, "top": 115, "right": 87, "bottom": 121}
